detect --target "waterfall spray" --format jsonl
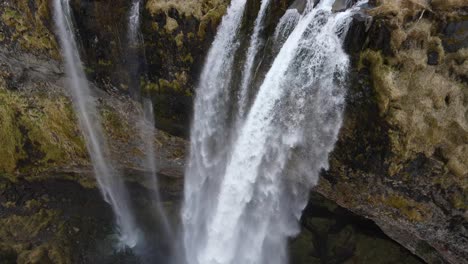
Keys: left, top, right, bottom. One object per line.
{"left": 273, "top": 9, "right": 300, "bottom": 48}
{"left": 237, "top": 0, "right": 272, "bottom": 120}
{"left": 128, "top": 0, "right": 142, "bottom": 48}
{"left": 53, "top": 0, "right": 139, "bottom": 249}
{"left": 126, "top": 1, "right": 174, "bottom": 258}
{"left": 182, "top": 0, "right": 248, "bottom": 262}
{"left": 183, "top": 0, "right": 366, "bottom": 263}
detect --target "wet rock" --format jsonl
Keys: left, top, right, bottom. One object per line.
{"left": 332, "top": 0, "right": 358, "bottom": 12}
{"left": 0, "top": 177, "right": 178, "bottom": 264}
{"left": 318, "top": 2, "right": 468, "bottom": 263}
{"left": 344, "top": 12, "right": 373, "bottom": 54}
{"left": 441, "top": 19, "right": 468, "bottom": 53}
{"left": 290, "top": 193, "right": 425, "bottom": 264}
{"left": 290, "top": 0, "right": 308, "bottom": 13}
{"left": 427, "top": 51, "right": 439, "bottom": 65}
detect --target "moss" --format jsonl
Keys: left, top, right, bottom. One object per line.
{"left": 146, "top": 0, "right": 226, "bottom": 20}
{"left": 0, "top": 88, "right": 27, "bottom": 175}
{"left": 383, "top": 195, "right": 426, "bottom": 222}
{"left": 17, "top": 246, "right": 53, "bottom": 264}
{"left": 0, "top": 209, "right": 59, "bottom": 239}
{"left": 181, "top": 53, "right": 194, "bottom": 64}
{"left": 97, "top": 59, "right": 112, "bottom": 67}
{"left": 159, "top": 78, "right": 179, "bottom": 92}
{"left": 155, "top": 72, "right": 192, "bottom": 96}
{"left": 2, "top": 201, "right": 15, "bottom": 208}
{"left": 175, "top": 32, "right": 184, "bottom": 48}
{"left": 142, "top": 79, "right": 160, "bottom": 93}
{"left": 198, "top": 3, "right": 227, "bottom": 39}
{"left": 0, "top": 88, "right": 87, "bottom": 178}
{"left": 21, "top": 97, "right": 87, "bottom": 168}
{"left": 368, "top": 0, "right": 428, "bottom": 24}
{"left": 0, "top": 1, "right": 58, "bottom": 58}
{"left": 359, "top": 13, "right": 468, "bottom": 178}
{"left": 25, "top": 199, "right": 42, "bottom": 210}
{"left": 0, "top": 207, "right": 73, "bottom": 264}
{"left": 145, "top": 0, "right": 227, "bottom": 39}
{"left": 450, "top": 190, "right": 468, "bottom": 210}
{"left": 101, "top": 104, "right": 131, "bottom": 142}
{"left": 359, "top": 50, "right": 395, "bottom": 114}
{"left": 431, "top": 0, "right": 467, "bottom": 10}
{"left": 165, "top": 16, "right": 179, "bottom": 33}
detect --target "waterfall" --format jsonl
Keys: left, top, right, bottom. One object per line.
{"left": 127, "top": 0, "right": 143, "bottom": 98}
{"left": 273, "top": 9, "right": 300, "bottom": 48}
{"left": 237, "top": 0, "right": 271, "bottom": 119}
{"left": 182, "top": 0, "right": 247, "bottom": 261}
{"left": 126, "top": 0, "right": 173, "bottom": 255}
{"left": 52, "top": 0, "right": 139, "bottom": 248}
{"left": 183, "top": 0, "right": 365, "bottom": 263}
{"left": 128, "top": 0, "right": 142, "bottom": 49}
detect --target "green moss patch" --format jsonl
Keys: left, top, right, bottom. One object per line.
{"left": 0, "top": 0, "right": 58, "bottom": 58}
{"left": 0, "top": 87, "right": 87, "bottom": 179}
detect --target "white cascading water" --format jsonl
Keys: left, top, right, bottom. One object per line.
{"left": 182, "top": 0, "right": 247, "bottom": 261}
{"left": 273, "top": 9, "right": 300, "bottom": 47}
{"left": 138, "top": 98, "right": 173, "bottom": 236}
{"left": 237, "top": 0, "right": 271, "bottom": 119}
{"left": 183, "top": 0, "right": 365, "bottom": 263}
{"left": 53, "top": 0, "right": 139, "bottom": 249}
{"left": 128, "top": 0, "right": 142, "bottom": 48}
{"left": 127, "top": 0, "right": 172, "bottom": 239}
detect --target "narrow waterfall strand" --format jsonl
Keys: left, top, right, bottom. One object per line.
{"left": 237, "top": 0, "right": 272, "bottom": 119}
{"left": 53, "top": 0, "right": 139, "bottom": 248}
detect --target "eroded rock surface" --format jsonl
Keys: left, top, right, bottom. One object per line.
{"left": 318, "top": 1, "right": 468, "bottom": 263}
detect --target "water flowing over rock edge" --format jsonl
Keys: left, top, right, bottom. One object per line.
{"left": 0, "top": 0, "right": 466, "bottom": 263}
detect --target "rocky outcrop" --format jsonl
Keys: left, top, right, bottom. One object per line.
{"left": 65, "top": 0, "right": 229, "bottom": 137}
{"left": 0, "top": 46, "right": 186, "bottom": 182}
{"left": 0, "top": 0, "right": 58, "bottom": 59}
{"left": 316, "top": 1, "right": 468, "bottom": 263}
{"left": 290, "top": 193, "right": 425, "bottom": 264}
{"left": 141, "top": 0, "right": 228, "bottom": 136}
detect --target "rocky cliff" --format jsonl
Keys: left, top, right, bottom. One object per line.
{"left": 0, "top": 0, "right": 467, "bottom": 263}
{"left": 317, "top": 1, "right": 468, "bottom": 263}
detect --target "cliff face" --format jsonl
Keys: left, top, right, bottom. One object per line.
{"left": 0, "top": 0, "right": 467, "bottom": 263}
{"left": 318, "top": 1, "right": 468, "bottom": 263}
{"left": 0, "top": 1, "right": 185, "bottom": 262}
{"left": 65, "top": 0, "right": 228, "bottom": 137}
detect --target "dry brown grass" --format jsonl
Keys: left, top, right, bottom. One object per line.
{"left": 431, "top": 0, "right": 467, "bottom": 10}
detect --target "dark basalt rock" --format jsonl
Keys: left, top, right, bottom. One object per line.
{"left": 316, "top": 3, "right": 468, "bottom": 263}
{"left": 344, "top": 12, "right": 373, "bottom": 55}
{"left": 290, "top": 193, "right": 425, "bottom": 264}
{"left": 427, "top": 51, "right": 439, "bottom": 65}
{"left": 0, "top": 176, "right": 181, "bottom": 264}
{"left": 441, "top": 19, "right": 468, "bottom": 52}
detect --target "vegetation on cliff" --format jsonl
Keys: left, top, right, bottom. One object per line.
{"left": 318, "top": 1, "right": 467, "bottom": 263}
{"left": 0, "top": 85, "right": 87, "bottom": 179}
{"left": 0, "top": 0, "right": 58, "bottom": 58}
{"left": 0, "top": 0, "right": 466, "bottom": 263}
